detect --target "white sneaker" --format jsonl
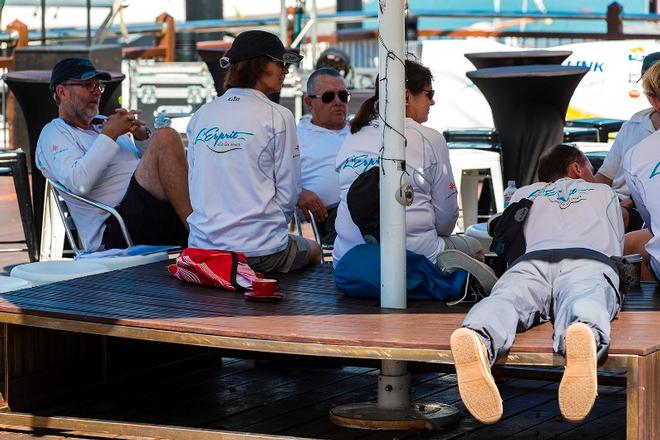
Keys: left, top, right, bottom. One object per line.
{"left": 559, "top": 322, "right": 598, "bottom": 422}
{"left": 437, "top": 249, "right": 498, "bottom": 294}
{"left": 450, "top": 328, "right": 503, "bottom": 424}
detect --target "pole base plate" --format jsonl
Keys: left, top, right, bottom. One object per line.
{"left": 329, "top": 401, "right": 460, "bottom": 431}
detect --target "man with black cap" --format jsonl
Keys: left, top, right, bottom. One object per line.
{"left": 594, "top": 51, "right": 660, "bottom": 231}
{"left": 36, "top": 58, "right": 191, "bottom": 251}
{"left": 186, "top": 30, "right": 321, "bottom": 273}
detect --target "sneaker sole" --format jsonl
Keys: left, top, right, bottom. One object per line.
{"left": 559, "top": 322, "right": 598, "bottom": 422}
{"left": 437, "top": 249, "right": 498, "bottom": 293}
{"left": 450, "top": 328, "right": 503, "bottom": 424}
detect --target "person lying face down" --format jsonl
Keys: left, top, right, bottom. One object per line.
{"left": 451, "top": 143, "right": 624, "bottom": 425}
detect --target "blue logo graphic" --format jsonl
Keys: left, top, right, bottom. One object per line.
{"left": 193, "top": 127, "right": 254, "bottom": 153}
{"left": 341, "top": 154, "right": 380, "bottom": 173}
{"left": 650, "top": 161, "right": 660, "bottom": 179}
{"left": 528, "top": 186, "right": 594, "bottom": 209}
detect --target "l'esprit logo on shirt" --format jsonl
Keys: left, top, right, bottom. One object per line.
{"left": 341, "top": 154, "right": 380, "bottom": 173}
{"left": 649, "top": 161, "right": 660, "bottom": 180}
{"left": 192, "top": 127, "right": 255, "bottom": 153}
{"left": 528, "top": 186, "right": 594, "bottom": 209}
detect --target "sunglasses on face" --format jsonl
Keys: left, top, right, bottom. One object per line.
{"left": 266, "top": 55, "right": 295, "bottom": 69}
{"left": 62, "top": 81, "right": 106, "bottom": 93}
{"left": 308, "top": 90, "right": 351, "bottom": 104}
{"left": 424, "top": 89, "right": 435, "bottom": 100}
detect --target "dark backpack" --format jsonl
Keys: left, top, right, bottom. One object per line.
{"left": 488, "top": 198, "right": 533, "bottom": 265}
{"left": 347, "top": 166, "right": 381, "bottom": 243}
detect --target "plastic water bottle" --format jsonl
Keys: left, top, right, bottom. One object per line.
{"left": 503, "top": 180, "right": 517, "bottom": 209}
{"left": 154, "top": 110, "right": 171, "bottom": 129}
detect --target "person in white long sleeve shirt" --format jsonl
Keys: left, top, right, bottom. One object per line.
{"left": 333, "top": 59, "right": 497, "bottom": 292}
{"left": 297, "top": 67, "right": 350, "bottom": 244}
{"left": 36, "top": 58, "right": 191, "bottom": 251}
{"left": 451, "top": 144, "right": 624, "bottom": 425}
{"left": 594, "top": 51, "right": 660, "bottom": 231}
{"left": 186, "top": 30, "right": 321, "bottom": 273}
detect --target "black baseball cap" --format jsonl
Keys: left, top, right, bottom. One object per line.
{"left": 221, "top": 30, "right": 303, "bottom": 68}
{"left": 50, "top": 58, "right": 111, "bottom": 92}
{"left": 347, "top": 166, "right": 381, "bottom": 243}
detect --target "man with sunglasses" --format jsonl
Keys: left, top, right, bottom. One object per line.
{"left": 297, "top": 67, "right": 351, "bottom": 245}
{"left": 186, "top": 30, "right": 321, "bottom": 273}
{"left": 36, "top": 58, "right": 191, "bottom": 251}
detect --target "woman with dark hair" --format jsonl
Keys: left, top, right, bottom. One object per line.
{"left": 186, "top": 30, "right": 321, "bottom": 273}
{"left": 333, "top": 58, "right": 497, "bottom": 292}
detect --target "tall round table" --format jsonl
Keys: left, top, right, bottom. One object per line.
{"left": 465, "top": 50, "right": 573, "bottom": 69}
{"left": 467, "top": 65, "right": 589, "bottom": 187}
{"left": 3, "top": 70, "right": 125, "bottom": 248}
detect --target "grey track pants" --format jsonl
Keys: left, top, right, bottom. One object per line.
{"left": 462, "top": 258, "right": 621, "bottom": 364}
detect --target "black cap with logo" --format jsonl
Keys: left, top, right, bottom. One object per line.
{"left": 221, "top": 30, "right": 303, "bottom": 68}
{"left": 50, "top": 58, "right": 111, "bottom": 92}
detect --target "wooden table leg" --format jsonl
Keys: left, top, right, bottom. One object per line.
{"left": 627, "top": 352, "right": 659, "bottom": 439}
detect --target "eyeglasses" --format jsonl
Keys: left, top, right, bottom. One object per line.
{"left": 266, "top": 55, "right": 291, "bottom": 69}
{"left": 424, "top": 89, "right": 435, "bottom": 100}
{"left": 308, "top": 90, "right": 351, "bottom": 104}
{"left": 62, "top": 81, "right": 106, "bottom": 93}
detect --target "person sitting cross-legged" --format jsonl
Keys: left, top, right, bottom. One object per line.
{"left": 36, "top": 58, "right": 191, "bottom": 251}
{"left": 451, "top": 143, "right": 624, "bottom": 425}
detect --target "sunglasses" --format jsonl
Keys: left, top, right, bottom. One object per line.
{"left": 308, "top": 90, "right": 351, "bottom": 104}
{"left": 267, "top": 53, "right": 300, "bottom": 69}
{"left": 62, "top": 81, "right": 106, "bottom": 93}
{"left": 424, "top": 89, "right": 435, "bottom": 100}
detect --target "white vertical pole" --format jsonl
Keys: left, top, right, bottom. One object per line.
{"left": 310, "top": 0, "right": 318, "bottom": 66}
{"left": 279, "top": 0, "right": 288, "bottom": 43}
{"left": 379, "top": 0, "right": 406, "bottom": 310}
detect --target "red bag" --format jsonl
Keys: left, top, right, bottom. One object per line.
{"left": 168, "top": 248, "right": 258, "bottom": 291}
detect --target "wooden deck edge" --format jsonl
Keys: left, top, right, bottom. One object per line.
{"left": 0, "top": 312, "right": 636, "bottom": 369}
{"left": 0, "top": 411, "right": 307, "bottom": 440}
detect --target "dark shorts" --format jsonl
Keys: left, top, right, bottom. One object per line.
{"left": 624, "top": 206, "right": 644, "bottom": 233}
{"left": 102, "top": 175, "right": 188, "bottom": 249}
{"left": 316, "top": 205, "right": 338, "bottom": 246}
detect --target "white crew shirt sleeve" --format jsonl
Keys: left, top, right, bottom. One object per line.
{"left": 598, "top": 122, "right": 633, "bottom": 181}
{"left": 430, "top": 133, "right": 459, "bottom": 235}
{"left": 36, "top": 123, "right": 120, "bottom": 196}
{"left": 273, "top": 110, "right": 301, "bottom": 224}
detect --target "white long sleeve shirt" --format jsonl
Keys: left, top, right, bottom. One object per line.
{"left": 623, "top": 129, "right": 660, "bottom": 274}
{"left": 297, "top": 116, "right": 349, "bottom": 208}
{"left": 511, "top": 178, "right": 624, "bottom": 257}
{"left": 35, "top": 117, "right": 145, "bottom": 250}
{"left": 599, "top": 108, "right": 655, "bottom": 198}
{"left": 332, "top": 118, "right": 459, "bottom": 265}
{"left": 186, "top": 88, "right": 301, "bottom": 257}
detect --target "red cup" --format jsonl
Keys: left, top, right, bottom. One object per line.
{"left": 251, "top": 278, "right": 278, "bottom": 297}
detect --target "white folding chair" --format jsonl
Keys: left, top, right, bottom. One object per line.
{"left": 41, "top": 178, "right": 134, "bottom": 260}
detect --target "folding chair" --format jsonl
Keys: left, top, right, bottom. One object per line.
{"left": 307, "top": 209, "right": 334, "bottom": 264}
{"left": 42, "top": 178, "right": 133, "bottom": 259}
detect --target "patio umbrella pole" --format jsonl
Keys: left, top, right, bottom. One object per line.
{"left": 330, "top": 0, "right": 459, "bottom": 430}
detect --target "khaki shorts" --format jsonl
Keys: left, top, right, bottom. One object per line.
{"left": 247, "top": 235, "right": 312, "bottom": 274}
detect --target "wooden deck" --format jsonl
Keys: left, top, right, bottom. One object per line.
{"left": 0, "top": 262, "right": 656, "bottom": 439}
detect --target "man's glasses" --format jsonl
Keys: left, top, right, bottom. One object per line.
{"left": 62, "top": 81, "right": 106, "bottom": 93}
{"left": 308, "top": 90, "right": 351, "bottom": 104}
{"left": 424, "top": 89, "right": 435, "bottom": 100}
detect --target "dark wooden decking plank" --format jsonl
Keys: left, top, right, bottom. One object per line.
{"left": 1, "top": 262, "right": 658, "bottom": 357}
{"left": 505, "top": 387, "right": 626, "bottom": 439}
